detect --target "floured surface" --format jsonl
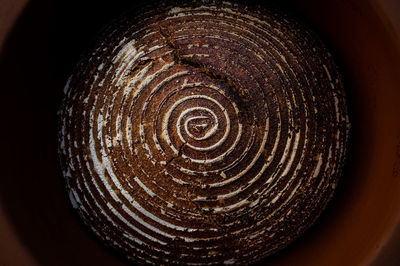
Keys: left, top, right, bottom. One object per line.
{"left": 58, "top": 1, "right": 350, "bottom": 265}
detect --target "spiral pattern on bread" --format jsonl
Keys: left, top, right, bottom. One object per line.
{"left": 58, "top": 1, "right": 350, "bottom": 265}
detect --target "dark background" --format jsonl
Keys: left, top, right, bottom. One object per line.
{"left": 1, "top": 0, "right": 400, "bottom": 265}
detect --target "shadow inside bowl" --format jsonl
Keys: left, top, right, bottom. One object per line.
{"left": 1, "top": 0, "right": 400, "bottom": 265}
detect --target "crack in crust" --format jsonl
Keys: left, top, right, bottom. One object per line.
{"left": 158, "top": 25, "right": 253, "bottom": 121}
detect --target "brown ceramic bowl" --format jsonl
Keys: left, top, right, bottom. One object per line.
{"left": 1, "top": 0, "right": 400, "bottom": 265}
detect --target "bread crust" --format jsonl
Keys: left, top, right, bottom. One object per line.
{"left": 58, "top": 1, "right": 350, "bottom": 264}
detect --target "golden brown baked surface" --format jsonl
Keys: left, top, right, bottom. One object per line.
{"left": 58, "top": 1, "right": 350, "bottom": 264}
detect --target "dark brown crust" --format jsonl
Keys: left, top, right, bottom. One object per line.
{"left": 58, "top": 1, "right": 350, "bottom": 265}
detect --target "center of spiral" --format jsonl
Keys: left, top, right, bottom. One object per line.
{"left": 185, "top": 112, "right": 216, "bottom": 140}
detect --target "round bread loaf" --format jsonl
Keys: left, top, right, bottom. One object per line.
{"left": 58, "top": 1, "right": 350, "bottom": 265}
